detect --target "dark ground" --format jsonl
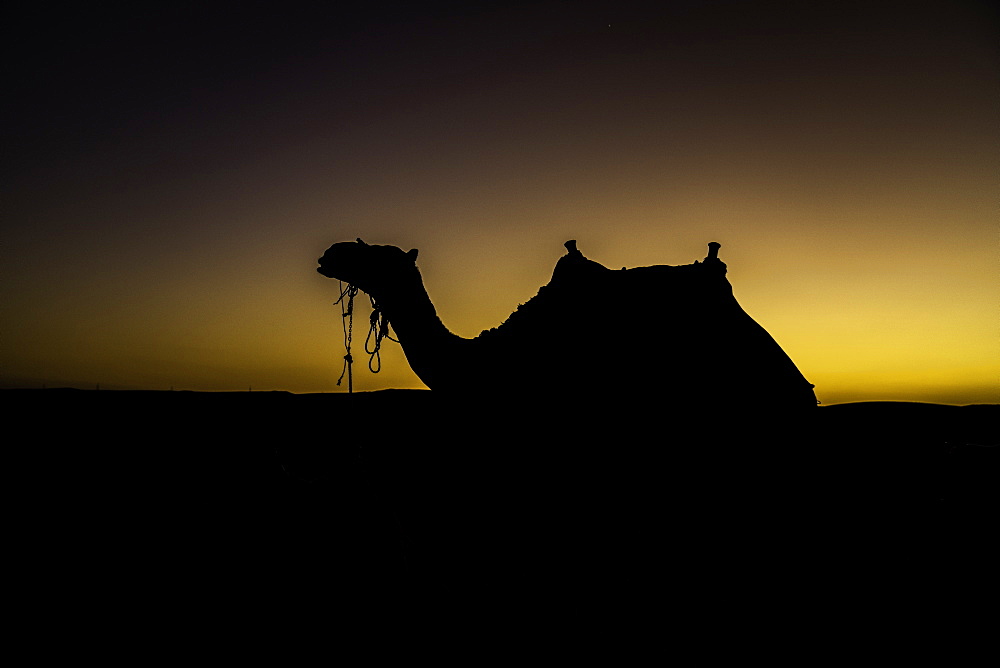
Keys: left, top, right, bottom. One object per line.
{"left": 7, "top": 388, "right": 997, "bottom": 644}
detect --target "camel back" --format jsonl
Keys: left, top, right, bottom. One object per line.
{"left": 477, "top": 242, "right": 817, "bottom": 410}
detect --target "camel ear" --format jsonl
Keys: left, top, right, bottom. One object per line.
{"left": 407, "top": 248, "right": 418, "bottom": 261}
{"left": 356, "top": 238, "right": 368, "bottom": 245}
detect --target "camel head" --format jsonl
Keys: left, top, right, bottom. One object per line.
{"left": 317, "top": 238, "right": 419, "bottom": 296}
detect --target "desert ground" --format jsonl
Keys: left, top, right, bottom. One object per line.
{"left": 8, "top": 388, "right": 996, "bottom": 635}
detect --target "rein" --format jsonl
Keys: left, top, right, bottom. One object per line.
{"left": 334, "top": 281, "right": 397, "bottom": 392}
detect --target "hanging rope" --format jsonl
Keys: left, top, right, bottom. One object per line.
{"left": 334, "top": 281, "right": 358, "bottom": 392}
{"left": 334, "top": 283, "right": 398, "bottom": 389}
{"left": 365, "top": 296, "right": 398, "bottom": 373}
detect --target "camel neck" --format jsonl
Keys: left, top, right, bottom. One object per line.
{"left": 370, "top": 266, "right": 467, "bottom": 390}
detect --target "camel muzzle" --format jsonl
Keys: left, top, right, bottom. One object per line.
{"left": 317, "top": 258, "right": 335, "bottom": 277}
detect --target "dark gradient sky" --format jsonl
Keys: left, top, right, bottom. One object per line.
{"left": 3, "top": 1, "right": 997, "bottom": 404}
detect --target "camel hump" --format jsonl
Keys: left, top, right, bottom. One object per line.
{"left": 550, "top": 240, "right": 610, "bottom": 285}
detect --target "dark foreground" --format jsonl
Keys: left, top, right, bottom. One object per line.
{"left": 7, "top": 388, "right": 997, "bottom": 643}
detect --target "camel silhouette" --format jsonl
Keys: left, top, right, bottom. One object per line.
{"left": 317, "top": 238, "right": 817, "bottom": 411}
{"left": 312, "top": 242, "right": 998, "bottom": 603}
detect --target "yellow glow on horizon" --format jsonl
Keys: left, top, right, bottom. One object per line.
{"left": 4, "top": 189, "right": 996, "bottom": 405}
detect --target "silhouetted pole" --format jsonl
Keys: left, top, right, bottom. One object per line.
{"left": 347, "top": 353, "right": 353, "bottom": 394}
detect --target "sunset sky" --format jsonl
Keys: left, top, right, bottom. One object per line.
{"left": 3, "top": 1, "right": 997, "bottom": 405}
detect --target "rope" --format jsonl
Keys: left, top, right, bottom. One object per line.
{"left": 365, "top": 296, "right": 398, "bottom": 373}
{"left": 334, "top": 283, "right": 398, "bottom": 388}
{"left": 334, "top": 282, "right": 358, "bottom": 392}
